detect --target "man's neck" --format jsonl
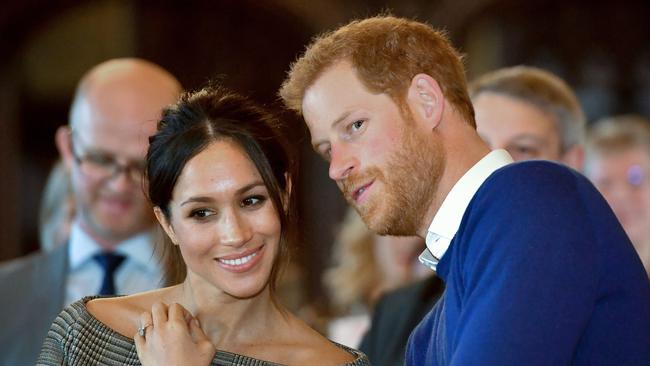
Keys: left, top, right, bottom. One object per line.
{"left": 418, "top": 127, "right": 491, "bottom": 237}
{"left": 78, "top": 220, "right": 130, "bottom": 251}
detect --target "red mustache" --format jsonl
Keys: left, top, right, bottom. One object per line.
{"left": 340, "top": 167, "right": 383, "bottom": 202}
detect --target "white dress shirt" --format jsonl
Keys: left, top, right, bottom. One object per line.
{"left": 65, "top": 222, "right": 164, "bottom": 305}
{"left": 419, "top": 150, "right": 513, "bottom": 271}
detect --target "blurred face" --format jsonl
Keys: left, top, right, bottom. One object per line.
{"left": 60, "top": 69, "right": 179, "bottom": 245}
{"left": 586, "top": 147, "right": 650, "bottom": 248}
{"left": 474, "top": 93, "right": 562, "bottom": 162}
{"left": 158, "top": 140, "right": 281, "bottom": 299}
{"left": 374, "top": 235, "right": 426, "bottom": 288}
{"left": 65, "top": 110, "right": 156, "bottom": 244}
{"left": 302, "top": 61, "right": 442, "bottom": 235}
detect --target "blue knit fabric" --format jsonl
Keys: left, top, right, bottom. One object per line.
{"left": 406, "top": 161, "right": 650, "bottom": 365}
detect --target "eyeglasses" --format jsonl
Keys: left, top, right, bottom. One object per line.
{"left": 627, "top": 165, "right": 646, "bottom": 187}
{"left": 69, "top": 133, "right": 146, "bottom": 182}
{"left": 593, "top": 164, "right": 649, "bottom": 193}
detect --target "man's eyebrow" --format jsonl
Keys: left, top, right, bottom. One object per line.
{"left": 311, "top": 111, "right": 352, "bottom": 148}
{"left": 510, "top": 134, "right": 546, "bottom": 144}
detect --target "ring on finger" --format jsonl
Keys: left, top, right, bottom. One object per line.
{"left": 138, "top": 323, "right": 153, "bottom": 337}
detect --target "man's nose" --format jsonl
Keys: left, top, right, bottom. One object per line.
{"left": 328, "top": 145, "right": 357, "bottom": 181}
{"left": 105, "top": 169, "right": 135, "bottom": 192}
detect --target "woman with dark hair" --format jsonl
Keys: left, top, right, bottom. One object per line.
{"left": 38, "top": 86, "right": 369, "bottom": 365}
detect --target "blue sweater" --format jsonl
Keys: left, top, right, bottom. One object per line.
{"left": 406, "top": 161, "right": 650, "bottom": 365}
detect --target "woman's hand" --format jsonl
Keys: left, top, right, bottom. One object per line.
{"left": 134, "top": 302, "right": 216, "bottom": 366}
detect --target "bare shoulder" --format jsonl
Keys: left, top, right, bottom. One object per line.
{"left": 86, "top": 287, "right": 172, "bottom": 338}
{"left": 281, "top": 315, "right": 360, "bottom": 365}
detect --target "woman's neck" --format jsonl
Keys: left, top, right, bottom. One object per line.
{"left": 168, "top": 276, "right": 285, "bottom": 348}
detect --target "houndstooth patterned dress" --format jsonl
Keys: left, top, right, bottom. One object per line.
{"left": 37, "top": 297, "right": 370, "bottom": 366}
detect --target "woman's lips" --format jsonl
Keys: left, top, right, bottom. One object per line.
{"left": 215, "top": 245, "right": 265, "bottom": 273}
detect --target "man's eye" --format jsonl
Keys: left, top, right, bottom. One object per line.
{"left": 87, "top": 154, "right": 114, "bottom": 167}
{"left": 351, "top": 120, "right": 365, "bottom": 132}
{"left": 241, "top": 196, "right": 266, "bottom": 208}
{"left": 511, "top": 145, "right": 539, "bottom": 158}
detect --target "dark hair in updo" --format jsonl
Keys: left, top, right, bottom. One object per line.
{"left": 146, "top": 85, "right": 298, "bottom": 295}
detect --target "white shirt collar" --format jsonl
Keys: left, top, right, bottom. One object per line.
{"left": 419, "top": 149, "right": 514, "bottom": 271}
{"left": 68, "top": 221, "right": 159, "bottom": 273}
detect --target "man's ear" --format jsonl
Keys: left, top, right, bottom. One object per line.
{"left": 55, "top": 126, "right": 74, "bottom": 171}
{"left": 406, "top": 73, "right": 445, "bottom": 130}
{"left": 561, "top": 145, "right": 585, "bottom": 172}
{"left": 154, "top": 206, "right": 179, "bottom": 245}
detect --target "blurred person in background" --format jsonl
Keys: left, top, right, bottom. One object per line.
{"left": 585, "top": 115, "right": 650, "bottom": 278}
{"left": 39, "top": 160, "right": 75, "bottom": 252}
{"left": 359, "top": 65, "right": 587, "bottom": 365}
{"left": 471, "top": 65, "right": 585, "bottom": 170}
{"left": 0, "top": 58, "right": 182, "bottom": 365}
{"left": 325, "top": 207, "right": 427, "bottom": 348}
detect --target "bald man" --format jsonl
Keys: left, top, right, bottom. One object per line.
{"left": 0, "top": 58, "right": 182, "bottom": 365}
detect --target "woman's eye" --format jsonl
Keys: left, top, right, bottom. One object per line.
{"left": 189, "top": 209, "right": 212, "bottom": 219}
{"left": 241, "top": 196, "right": 266, "bottom": 208}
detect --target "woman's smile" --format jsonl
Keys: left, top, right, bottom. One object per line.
{"left": 215, "top": 244, "right": 266, "bottom": 273}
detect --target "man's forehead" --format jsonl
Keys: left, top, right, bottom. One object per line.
{"left": 301, "top": 90, "right": 333, "bottom": 144}
{"left": 301, "top": 62, "right": 364, "bottom": 133}
{"left": 75, "top": 106, "right": 154, "bottom": 136}
{"left": 74, "top": 115, "right": 152, "bottom": 156}
{"left": 73, "top": 88, "right": 159, "bottom": 127}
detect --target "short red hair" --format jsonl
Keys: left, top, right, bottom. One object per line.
{"left": 279, "top": 15, "right": 475, "bottom": 126}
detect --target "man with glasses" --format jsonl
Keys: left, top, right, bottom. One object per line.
{"left": 0, "top": 58, "right": 182, "bottom": 365}
{"left": 585, "top": 115, "right": 650, "bottom": 278}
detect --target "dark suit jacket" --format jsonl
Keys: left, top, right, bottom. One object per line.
{"left": 0, "top": 244, "right": 67, "bottom": 366}
{"left": 359, "top": 275, "right": 444, "bottom": 366}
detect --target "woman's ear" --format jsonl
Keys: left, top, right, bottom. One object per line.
{"left": 154, "top": 206, "right": 179, "bottom": 245}
{"left": 406, "top": 73, "right": 445, "bottom": 130}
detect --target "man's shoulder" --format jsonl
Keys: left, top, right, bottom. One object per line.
{"left": 475, "top": 160, "right": 591, "bottom": 205}
{"left": 453, "top": 160, "right": 604, "bottom": 266}
{"left": 0, "top": 246, "right": 69, "bottom": 364}
{"left": 491, "top": 160, "right": 581, "bottom": 185}
{"left": 0, "top": 244, "right": 67, "bottom": 279}
{"left": 0, "top": 244, "right": 68, "bottom": 299}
